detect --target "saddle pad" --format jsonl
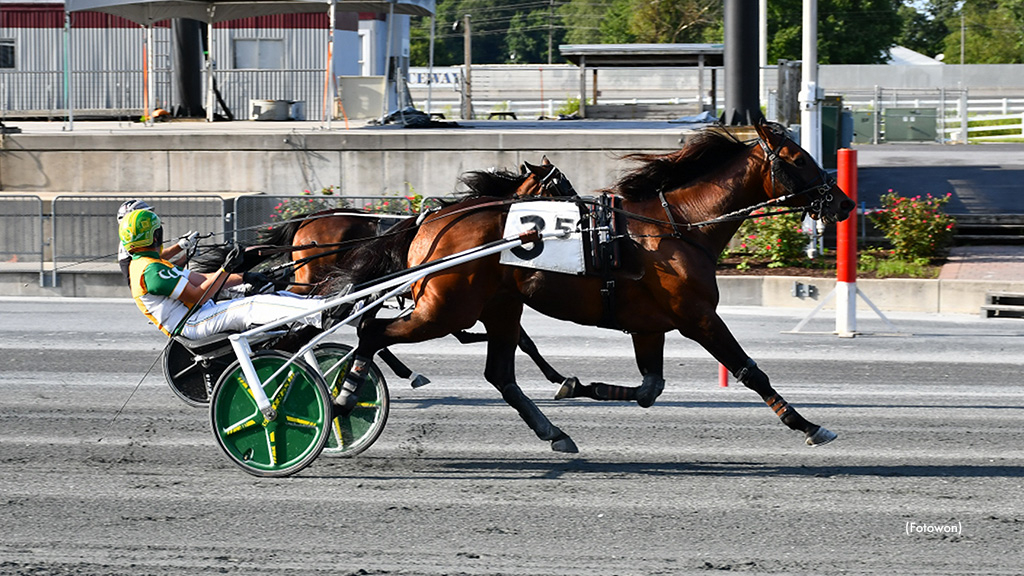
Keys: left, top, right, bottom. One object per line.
{"left": 500, "top": 201, "right": 585, "bottom": 275}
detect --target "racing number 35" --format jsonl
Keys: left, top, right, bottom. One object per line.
{"left": 510, "top": 214, "right": 575, "bottom": 260}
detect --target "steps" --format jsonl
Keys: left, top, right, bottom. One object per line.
{"left": 954, "top": 214, "right": 1024, "bottom": 245}
{"left": 982, "top": 292, "right": 1024, "bottom": 318}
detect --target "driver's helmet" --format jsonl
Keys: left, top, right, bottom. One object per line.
{"left": 119, "top": 209, "right": 162, "bottom": 252}
{"left": 117, "top": 199, "right": 151, "bottom": 221}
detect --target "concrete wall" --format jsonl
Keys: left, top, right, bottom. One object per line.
{"left": 8, "top": 268, "right": 1019, "bottom": 316}
{"left": 0, "top": 125, "right": 685, "bottom": 199}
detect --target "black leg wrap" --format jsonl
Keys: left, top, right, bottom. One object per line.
{"left": 635, "top": 373, "right": 665, "bottom": 408}
{"left": 501, "top": 385, "right": 578, "bottom": 453}
{"left": 734, "top": 359, "right": 812, "bottom": 433}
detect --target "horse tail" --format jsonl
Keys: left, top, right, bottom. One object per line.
{"left": 319, "top": 216, "right": 419, "bottom": 296}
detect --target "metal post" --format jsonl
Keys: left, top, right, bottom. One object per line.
{"left": 63, "top": 10, "right": 74, "bottom": 131}
{"left": 578, "top": 55, "right": 586, "bottom": 118}
{"left": 427, "top": 15, "right": 435, "bottom": 114}
{"left": 205, "top": 11, "right": 215, "bottom": 122}
{"left": 759, "top": 0, "right": 768, "bottom": 103}
{"left": 326, "top": 0, "right": 336, "bottom": 128}
{"left": 959, "top": 89, "right": 969, "bottom": 144}
{"left": 800, "top": 0, "right": 822, "bottom": 257}
{"left": 462, "top": 14, "right": 472, "bottom": 120}
{"left": 381, "top": 2, "right": 395, "bottom": 123}
{"left": 146, "top": 25, "right": 155, "bottom": 126}
{"left": 723, "top": 0, "right": 759, "bottom": 125}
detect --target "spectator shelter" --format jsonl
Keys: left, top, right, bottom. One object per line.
{"left": 559, "top": 43, "right": 724, "bottom": 119}
{"left": 62, "top": 0, "right": 435, "bottom": 125}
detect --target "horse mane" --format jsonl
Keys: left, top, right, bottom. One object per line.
{"left": 614, "top": 127, "right": 753, "bottom": 202}
{"left": 318, "top": 215, "right": 419, "bottom": 295}
{"left": 459, "top": 168, "right": 529, "bottom": 199}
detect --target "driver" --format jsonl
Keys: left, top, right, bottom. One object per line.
{"left": 116, "top": 199, "right": 198, "bottom": 285}
{"left": 119, "top": 208, "right": 335, "bottom": 340}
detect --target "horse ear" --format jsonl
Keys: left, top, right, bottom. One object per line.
{"left": 754, "top": 117, "right": 782, "bottom": 147}
{"left": 523, "top": 160, "right": 540, "bottom": 175}
{"left": 541, "top": 155, "right": 551, "bottom": 166}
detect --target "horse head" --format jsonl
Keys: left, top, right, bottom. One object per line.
{"left": 518, "top": 156, "right": 578, "bottom": 198}
{"left": 753, "top": 119, "right": 855, "bottom": 224}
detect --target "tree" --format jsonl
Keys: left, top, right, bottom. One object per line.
{"left": 897, "top": 3, "right": 949, "bottom": 58}
{"left": 628, "top": 0, "right": 721, "bottom": 43}
{"left": 767, "top": 0, "right": 904, "bottom": 64}
{"left": 941, "top": 0, "right": 1024, "bottom": 63}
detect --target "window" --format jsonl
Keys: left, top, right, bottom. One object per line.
{"left": 232, "top": 38, "right": 284, "bottom": 69}
{"left": 0, "top": 39, "right": 14, "bottom": 69}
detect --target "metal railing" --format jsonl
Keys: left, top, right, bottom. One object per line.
{"left": 233, "top": 194, "right": 417, "bottom": 245}
{"left": 51, "top": 195, "right": 228, "bottom": 275}
{"left": 0, "top": 195, "right": 45, "bottom": 284}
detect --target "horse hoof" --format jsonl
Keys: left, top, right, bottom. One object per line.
{"left": 554, "top": 377, "right": 579, "bottom": 400}
{"left": 551, "top": 434, "right": 579, "bottom": 453}
{"left": 409, "top": 373, "right": 431, "bottom": 388}
{"left": 635, "top": 375, "right": 665, "bottom": 408}
{"left": 805, "top": 425, "right": 837, "bottom": 446}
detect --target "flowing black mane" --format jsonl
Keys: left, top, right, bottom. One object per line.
{"left": 459, "top": 169, "right": 530, "bottom": 199}
{"left": 614, "top": 128, "right": 753, "bottom": 202}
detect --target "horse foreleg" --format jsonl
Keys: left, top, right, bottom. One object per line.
{"left": 731, "top": 358, "right": 836, "bottom": 446}
{"left": 481, "top": 308, "right": 577, "bottom": 453}
{"left": 689, "top": 314, "right": 836, "bottom": 447}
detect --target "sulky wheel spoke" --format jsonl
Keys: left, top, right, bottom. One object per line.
{"left": 269, "top": 370, "right": 297, "bottom": 412}
{"left": 221, "top": 415, "right": 262, "bottom": 437}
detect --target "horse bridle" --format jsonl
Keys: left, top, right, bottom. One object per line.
{"left": 755, "top": 129, "right": 838, "bottom": 220}
{"left": 538, "top": 165, "right": 578, "bottom": 197}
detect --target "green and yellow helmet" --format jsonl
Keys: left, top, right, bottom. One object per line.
{"left": 118, "top": 209, "right": 162, "bottom": 252}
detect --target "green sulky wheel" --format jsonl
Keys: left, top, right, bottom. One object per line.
{"left": 210, "top": 351, "right": 331, "bottom": 478}
{"left": 313, "top": 343, "right": 389, "bottom": 458}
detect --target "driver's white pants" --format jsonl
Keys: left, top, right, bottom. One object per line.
{"left": 180, "top": 292, "right": 323, "bottom": 340}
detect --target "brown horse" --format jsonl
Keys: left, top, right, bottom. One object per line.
{"left": 259, "top": 157, "right": 575, "bottom": 295}
{"left": 248, "top": 158, "right": 578, "bottom": 388}
{"left": 329, "top": 120, "right": 855, "bottom": 453}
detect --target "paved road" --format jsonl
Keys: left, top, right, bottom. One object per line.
{"left": 1, "top": 298, "right": 1023, "bottom": 575}
{"left": 854, "top": 142, "right": 1024, "bottom": 214}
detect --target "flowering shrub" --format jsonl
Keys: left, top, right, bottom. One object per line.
{"left": 728, "top": 210, "right": 810, "bottom": 268}
{"left": 362, "top": 184, "right": 423, "bottom": 215}
{"left": 270, "top": 185, "right": 347, "bottom": 223}
{"left": 868, "top": 190, "right": 956, "bottom": 261}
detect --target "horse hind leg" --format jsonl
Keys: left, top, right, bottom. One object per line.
{"left": 553, "top": 332, "right": 665, "bottom": 409}
{"left": 733, "top": 359, "right": 837, "bottom": 446}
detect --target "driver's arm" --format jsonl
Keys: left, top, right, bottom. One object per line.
{"left": 179, "top": 269, "right": 244, "bottom": 307}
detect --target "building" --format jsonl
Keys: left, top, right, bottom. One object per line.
{"left": 0, "top": 0, "right": 430, "bottom": 121}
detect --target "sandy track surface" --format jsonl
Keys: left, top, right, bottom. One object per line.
{"left": 1, "top": 298, "right": 1022, "bottom": 575}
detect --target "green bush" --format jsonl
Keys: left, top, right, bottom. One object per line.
{"left": 729, "top": 210, "right": 810, "bottom": 268}
{"left": 868, "top": 191, "right": 956, "bottom": 261}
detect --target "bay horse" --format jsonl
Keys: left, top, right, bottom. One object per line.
{"left": 242, "top": 158, "right": 578, "bottom": 388}
{"left": 327, "top": 119, "right": 855, "bottom": 453}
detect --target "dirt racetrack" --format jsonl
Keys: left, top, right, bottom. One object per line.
{"left": 1, "top": 298, "right": 1023, "bottom": 575}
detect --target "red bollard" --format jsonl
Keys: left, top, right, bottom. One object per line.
{"left": 719, "top": 363, "right": 729, "bottom": 388}
{"left": 836, "top": 149, "right": 858, "bottom": 336}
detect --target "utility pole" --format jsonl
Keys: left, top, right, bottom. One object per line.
{"left": 548, "top": 0, "right": 553, "bottom": 65}
{"left": 462, "top": 14, "right": 473, "bottom": 120}
{"left": 800, "top": 0, "right": 824, "bottom": 257}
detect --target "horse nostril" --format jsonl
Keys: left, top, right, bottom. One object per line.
{"left": 840, "top": 199, "right": 856, "bottom": 213}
